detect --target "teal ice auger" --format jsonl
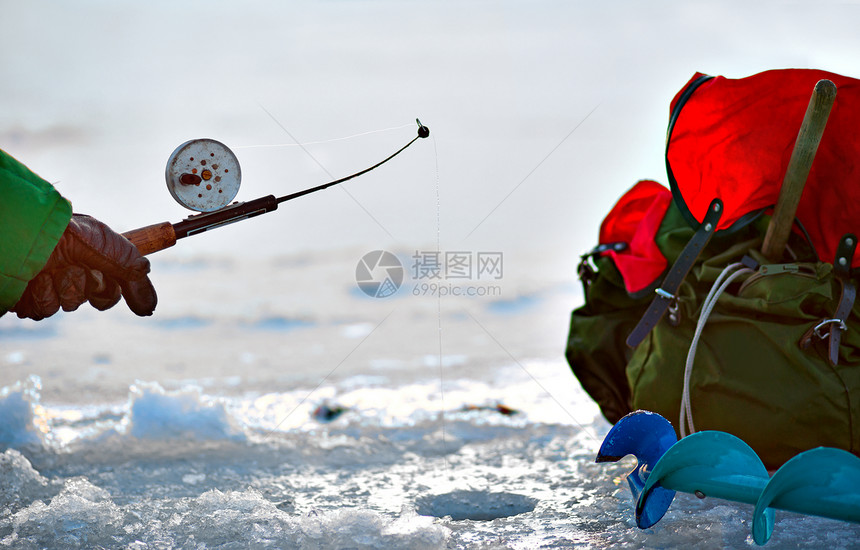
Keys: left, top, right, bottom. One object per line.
{"left": 596, "top": 410, "right": 860, "bottom": 545}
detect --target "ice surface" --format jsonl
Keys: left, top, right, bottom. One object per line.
{"left": 0, "top": 371, "right": 858, "bottom": 549}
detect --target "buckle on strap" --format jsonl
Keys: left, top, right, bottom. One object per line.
{"left": 654, "top": 288, "right": 683, "bottom": 327}
{"left": 654, "top": 288, "right": 675, "bottom": 300}
{"left": 626, "top": 199, "right": 723, "bottom": 348}
{"left": 814, "top": 318, "right": 848, "bottom": 339}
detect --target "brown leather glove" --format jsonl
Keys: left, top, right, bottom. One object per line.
{"left": 12, "top": 214, "right": 157, "bottom": 320}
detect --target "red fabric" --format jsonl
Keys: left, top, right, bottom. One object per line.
{"left": 668, "top": 69, "right": 860, "bottom": 267}
{"left": 599, "top": 180, "right": 672, "bottom": 294}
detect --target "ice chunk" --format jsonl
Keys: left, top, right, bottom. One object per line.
{"left": 120, "top": 381, "right": 246, "bottom": 442}
{"left": 0, "top": 449, "right": 54, "bottom": 514}
{"left": 7, "top": 477, "right": 122, "bottom": 548}
{"left": 0, "top": 376, "right": 47, "bottom": 449}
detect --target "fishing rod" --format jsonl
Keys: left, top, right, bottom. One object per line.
{"left": 123, "top": 119, "right": 430, "bottom": 255}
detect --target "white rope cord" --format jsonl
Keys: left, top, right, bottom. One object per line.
{"left": 680, "top": 262, "right": 754, "bottom": 437}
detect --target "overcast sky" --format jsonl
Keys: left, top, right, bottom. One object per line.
{"left": 2, "top": 0, "right": 859, "bottom": 264}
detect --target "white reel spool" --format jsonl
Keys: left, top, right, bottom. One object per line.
{"left": 165, "top": 139, "right": 241, "bottom": 212}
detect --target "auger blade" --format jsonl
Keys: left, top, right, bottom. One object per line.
{"left": 752, "top": 447, "right": 860, "bottom": 545}
{"left": 596, "top": 411, "right": 860, "bottom": 545}
{"left": 637, "top": 431, "right": 772, "bottom": 531}
{"left": 596, "top": 411, "right": 678, "bottom": 526}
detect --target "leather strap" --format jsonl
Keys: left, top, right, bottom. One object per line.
{"left": 828, "top": 233, "right": 857, "bottom": 365}
{"left": 626, "top": 199, "right": 723, "bottom": 348}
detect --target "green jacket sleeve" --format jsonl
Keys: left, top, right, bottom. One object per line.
{"left": 0, "top": 149, "right": 72, "bottom": 315}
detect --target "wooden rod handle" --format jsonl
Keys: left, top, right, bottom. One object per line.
{"left": 122, "top": 221, "right": 177, "bottom": 256}
{"left": 761, "top": 79, "right": 837, "bottom": 261}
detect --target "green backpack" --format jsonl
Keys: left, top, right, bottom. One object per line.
{"left": 567, "top": 69, "right": 860, "bottom": 469}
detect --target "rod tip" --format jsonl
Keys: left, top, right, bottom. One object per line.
{"left": 416, "top": 118, "right": 430, "bottom": 138}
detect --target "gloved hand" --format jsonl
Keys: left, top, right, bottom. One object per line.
{"left": 11, "top": 214, "right": 157, "bottom": 320}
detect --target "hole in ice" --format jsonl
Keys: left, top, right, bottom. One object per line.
{"left": 415, "top": 490, "right": 537, "bottom": 521}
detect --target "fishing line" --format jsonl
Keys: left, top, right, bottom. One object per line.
{"left": 431, "top": 132, "right": 451, "bottom": 471}
{"left": 233, "top": 123, "right": 414, "bottom": 149}
{"left": 256, "top": 105, "right": 417, "bottom": 240}
{"left": 462, "top": 104, "right": 599, "bottom": 241}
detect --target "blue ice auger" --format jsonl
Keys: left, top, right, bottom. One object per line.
{"left": 596, "top": 410, "right": 860, "bottom": 545}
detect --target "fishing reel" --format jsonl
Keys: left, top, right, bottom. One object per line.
{"left": 165, "top": 138, "right": 242, "bottom": 213}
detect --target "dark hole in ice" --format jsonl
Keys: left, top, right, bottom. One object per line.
{"left": 415, "top": 490, "right": 537, "bottom": 521}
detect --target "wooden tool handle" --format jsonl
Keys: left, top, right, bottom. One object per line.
{"left": 762, "top": 79, "right": 837, "bottom": 261}
{"left": 122, "top": 221, "right": 177, "bottom": 256}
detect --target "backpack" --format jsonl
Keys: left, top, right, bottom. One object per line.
{"left": 566, "top": 69, "right": 860, "bottom": 469}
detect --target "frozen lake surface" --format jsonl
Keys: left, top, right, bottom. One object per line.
{"left": 2, "top": 253, "right": 859, "bottom": 549}
{"left": 2, "top": 372, "right": 859, "bottom": 548}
